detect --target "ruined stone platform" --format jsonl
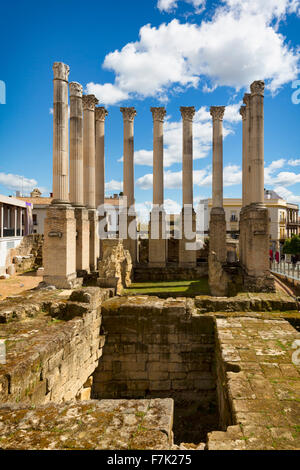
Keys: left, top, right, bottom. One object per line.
{"left": 195, "top": 291, "right": 298, "bottom": 313}
{"left": 0, "top": 398, "right": 173, "bottom": 450}
{"left": 210, "top": 316, "right": 300, "bottom": 450}
{"left": 0, "top": 287, "right": 299, "bottom": 449}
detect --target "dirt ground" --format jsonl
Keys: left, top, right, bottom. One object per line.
{"left": 0, "top": 272, "right": 43, "bottom": 300}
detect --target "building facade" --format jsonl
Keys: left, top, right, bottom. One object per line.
{"left": 198, "top": 190, "right": 299, "bottom": 253}
{"left": 0, "top": 194, "right": 33, "bottom": 275}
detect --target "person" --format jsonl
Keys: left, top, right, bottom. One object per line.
{"left": 275, "top": 251, "right": 279, "bottom": 263}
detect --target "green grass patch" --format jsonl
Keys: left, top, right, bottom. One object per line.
{"left": 123, "top": 278, "right": 210, "bottom": 297}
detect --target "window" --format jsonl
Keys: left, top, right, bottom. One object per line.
{"left": 33, "top": 214, "right": 37, "bottom": 226}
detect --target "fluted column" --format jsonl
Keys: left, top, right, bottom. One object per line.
{"left": 52, "top": 62, "right": 70, "bottom": 204}
{"left": 250, "top": 80, "right": 265, "bottom": 205}
{"left": 210, "top": 106, "right": 225, "bottom": 208}
{"left": 95, "top": 107, "right": 108, "bottom": 209}
{"left": 181, "top": 107, "right": 195, "bottom": 207}
{"left": 151, "top": 107, "right": 166, "bottom": 206}
{"left": 120, "top": 107, "right": 137, "bottom": 264}
{"left": 69, "top": 82, "right": 90, "bottom": 274}
{"left": 243, "top": 93, "right": 251, "bottom": 207}
{"left": 121, "top": 107, "right": 136, "bottom": 208}
{"left": 149, "top": 107, "right": 167, "bottom": 267}
{"left": 83, "top": 94, "right": 99, "bottom": 271}
{"left": 208, "top": 106, "right": 227, "bottom": 295}
{"left": 83, "top": 95, "right": 99, "bottom": 209}
{"left": 179, "top": 106, "right": 196, "bottom": 268}
{"left": 240, "top": 105, "right": 247, "bottom": 208}
{"left": 43, "top": 62, "right": 81, "bottom": 289}
{"left": 69, "top": 82, "right": 84, "bottom": 207}
{"left": 95, "top": 107, "right": 108, "bottom": 261}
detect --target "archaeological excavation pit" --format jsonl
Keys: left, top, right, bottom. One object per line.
{"left": 91, "top": 296, "right": 231, "bottom": 446}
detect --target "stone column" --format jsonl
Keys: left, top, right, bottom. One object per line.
{"left": 179, "top": 107, "right": 196, "bottom": 268}
{"left": 95, "top": 107, "right": 108, "bottom": 209}
{"left": 239, "top": 80, "right": 274, "bottom": 292}
{"left": 240, "top": 105, "right": 247, "bottom": 208}
{"left": 239, "top": 105, "right": 247, "bottom": 265}
{"left": 120, "top": 107, "right": 137, "bottom": 264}
{"left": 69, "top": 82, "right": 90, "bottom": 275}
{"left": 83, "top": 95, "right": 98, "bottom": 209}
{"left": 95, "top": 107, "right": 108, "bottom": 260}
{"left": 69, "top": 82, "right": 84, "bottom": 207}
{"left": 149, "top": 107, "right": 167, "bottom": 267}
{"left": 208, "top": 106, "right": 227, "bottom": 296}
{"left": 250, "top": 80, "right": 265, "bottom": 206}
{"left": 211, "top": 107, "right": 225, "bottom": 209}
{"left": 83, "top": 94, "right": 99, "bottom": 272}
{"left": 52, "top": 62, "right": 70, "bottom": 204}
{"left": 43, "top": 63, "right": 80, "bottom": 289}
{"left": 243, "top": 93, "right": 251, "bottom": 207}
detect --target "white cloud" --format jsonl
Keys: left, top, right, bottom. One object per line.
{"left": 105, "top": 180, "right": 123, "bottom": 192}
{"left": 0, "top": 172, "right": 38, "bottom": 193}
{"left": 273, "top": 185, "right": 300, "bottom": 203}
{"left": 288, "top": 158, "right": 300, "bottom": 166}
{"left": 89, "top": 1, "right": 299, "bottom": 104}
{"left": 85, "top": 83, "right": 129, "bottom": 106}
{"left": 133, "top": 104, "right": 239, "bottom": 168}
{"left": 264, "top": 158, "right": 286, "bottom": 182}
{"left": 136, "top": 164, "right": 242, "bottom": 190}
{"left": 157, "top": 0, "right": 178, "bottom": 12}
{"left": 157, "top": 0, "right": 206, "bottom": 13}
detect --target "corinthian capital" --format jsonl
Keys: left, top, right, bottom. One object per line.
{"left": 239, "top": 105, "right": 246, "bottom": 120}
{"left": 69, "top": 82, "right": 83, "bottom": 97}
{"left": 95, "top": 107, "right": 108, "bottom": 121}
{"left": 210, "top": 106, "right": 225, "bottom": 121}
{"left": 82, "top": 94, "right": 99, "bottom": 111}
{"left": 180, "top": 106, "right": 195, "bottom": 121}
{"left": 53, "top": 62, "right": 70, "bottom": 81}
{"left": 151, "top": 107, "right": 166, "bottom": 122}
{"left": 250, "top": 80, "right": 265, "bottom": 97}
{"left": 120, "top": 107, "right": 137, "bottom": 121}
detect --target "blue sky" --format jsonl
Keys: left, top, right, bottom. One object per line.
{"left": 0, "top": 0, "right": 299, "bottom": 218}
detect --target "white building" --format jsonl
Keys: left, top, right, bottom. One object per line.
{"left": 197, "top": 190, "right": 299, "bottom": 252}
{"left": 0, "top": 194, "right": 33, "bottom": 275}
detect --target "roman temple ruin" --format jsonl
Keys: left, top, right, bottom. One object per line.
{"left": 43, "top": 62, "right": 274, "bottom": 295}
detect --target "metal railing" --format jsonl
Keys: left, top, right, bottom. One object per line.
{"left": 271, "top": 260, "right": 300, "bottom": 282}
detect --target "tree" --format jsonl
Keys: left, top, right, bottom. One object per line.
{"left": 283, "top": 234, "right": 300, "bottom": 255}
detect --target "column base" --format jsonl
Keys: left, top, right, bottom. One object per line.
{"left": 239, "top": 204, "right": 275, "bottom": 292}
{"left": 43, "top": 273, "right": 83, "bottom": 289}
{"left": 89, "top": 209, "right": 100, "bottom": 272}
{"left": 178, "top": 208, "right": 197, "bottom": 268}
{"left": 149, "top": 210, "right": 167, "bottom": 267}
{"left": 75, "top": 207, "right": 90, "bottom": 274}
{"left": 43, "top": 205, "right": 81, "bottom": 289}
{"left": 120, "top": 214, "right": 138, "bottom": 265}
{"left": 208, "top": 207, "right": 227, "bottom": 296}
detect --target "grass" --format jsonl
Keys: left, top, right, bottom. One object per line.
{"left": 123, "top": 278, "right": 210, "bottom": 297}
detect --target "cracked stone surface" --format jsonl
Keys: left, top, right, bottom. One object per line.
{"left": 0, "top": 398, "right": 173, "bottom": 450}
{"left": 207, "top": 316, "right": 300, "bottom": 450}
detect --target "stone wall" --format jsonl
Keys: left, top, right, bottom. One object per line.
{"left": 0, "top": 287, "right": 109, "bottom": 405}
{"left": 133, "top": 264, "right": 208, "bottom": 282}
{"left": 93, "top": 297, "right": 215, "bottom": 400}
{"left": 3, "top": 234, "right": 43, "bottom": 275}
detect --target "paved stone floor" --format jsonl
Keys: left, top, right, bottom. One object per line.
{"left": 0, "top": 399, "right": 173, "bottom": 450}
{"left": 208, "top": 316, "right": 300, "bottom": 450}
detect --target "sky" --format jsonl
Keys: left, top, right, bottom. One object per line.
{"left": 0, "top": 0, "right": 300, "bottom": 220}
